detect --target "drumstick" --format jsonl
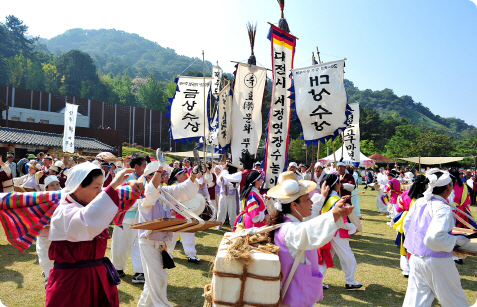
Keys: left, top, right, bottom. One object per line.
{"left": 453, "top": 213, "right": 477, "bottom": 231}
{"left": 444, "top": 202, "right": 477, "bottom": 226}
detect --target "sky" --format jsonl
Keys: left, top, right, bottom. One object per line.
{"left": 3, "top": 0, "right": 477, "bottom": 126}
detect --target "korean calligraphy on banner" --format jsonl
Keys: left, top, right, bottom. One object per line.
{"left": 217, "top": 83, "right": 232, "bottom": 150}
{"left": 231, "top": 63, "right": 267, "bottom": 166}
{"left": 212, "top": 67, "right": 223, "bottom": 97}
{"left": 263, "top": 25, "right": 297, "bottom": 188}
{"left": 62, "top": 103, "right": 78, "bottom": 153}
{"left": 343, "top": 103, "right": 360, "bottom": 164}
{"left": 170, "top": 76, "right": 212, "bottom": 142}
{"left": 291, "top": 59, "right": 348, "bottom": 144}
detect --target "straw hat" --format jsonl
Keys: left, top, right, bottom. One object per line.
{"left": 267, "top": 171, "right": 316, "bottom": 201}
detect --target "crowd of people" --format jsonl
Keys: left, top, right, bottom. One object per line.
{"left": 0, "top": 150, "right": 476, "bottom": 307}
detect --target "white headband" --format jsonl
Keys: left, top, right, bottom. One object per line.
{"left": 423, "top": 168, "right": 451, "bottom": 201}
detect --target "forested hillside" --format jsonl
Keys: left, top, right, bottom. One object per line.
{"left": 42, "top": 28, "right": 209, "bottom": 82}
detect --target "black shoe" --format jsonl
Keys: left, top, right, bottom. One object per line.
{"left": 404, "top": 275, "right": 409, "bottom": 278}
{"left": 323, "top": 284, "right": 329, "bottom": 290}
{"left": 132, "top": 273, "right": 145, "bottom": 284}
{"left": 345, "top": 283, "right": 363, "bottom": 289}
{"left": 117, "top": 270, "right": 126, "bottom": 278}
{"left": 188, "top": 256, "right": 201, "bottom": 263}
{"left": 454, "top": 259, "right": 464, "bottom": 265}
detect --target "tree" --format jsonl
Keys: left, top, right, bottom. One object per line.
{"left": 137, "top": 73, "right": 167, "bottom": 110}
{"left": 4, "top": 52, "right": 26, "bottom": 87}
{"left": 4, "top": 15, "right": 37, "bottom": 57}
{"left": 360, "top": 140, "right": 380, "bottom": 157}
{"left": 42, "top": 63, "right": 59, "bottom": 93}
{"left": 55, "top": 50, "right": 99, "bottom": 97}
{"left": 385, "top": 124, "right": 421, "bottom": 158}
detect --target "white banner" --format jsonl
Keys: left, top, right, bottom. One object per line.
{"left": 231, "top": 63, "right": 267, "bottom": 166}
{"left": 263, "top": 25, "right": 296, "bottom": 188}
{"left": 204, "top": 109, "right": 219, "bottom": 149}
{"left": 217, "top": 83, "right": 232, "bottom": 149}
{"left": 212, "top": 67, "right": 223, "bottom": 97}
{"left": 62, "top": 103, "right": 78, "bottom": 153}
{"left": 170, "top": 76, "right": 212, "bottom": 141}
{"left": 343, "top": 103, "right": 360, "bottom": 163}
{"left": 291, "top": 59, "right": 347, "bottom": 143}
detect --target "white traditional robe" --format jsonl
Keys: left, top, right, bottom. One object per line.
{"left": 138, "top": 178, "right": 198, "bottom": 307}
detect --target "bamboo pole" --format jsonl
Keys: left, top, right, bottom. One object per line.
{"left": 317, "top": 141, "right": 320, "bottom": 161}
{"left": 316, "top": 46, "right": 322, "bottom": 64}
{"left": 418, "top": 156, "right": 421, "bottom": 174}
{"left": 202, "top": 50, "right": 206, "bottom": 164}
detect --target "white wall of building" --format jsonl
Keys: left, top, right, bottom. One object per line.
{"left": 2, "top": 107, "right": 90, "bottom": 128}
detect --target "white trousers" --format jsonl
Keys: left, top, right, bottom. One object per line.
{"left": 36, "top": 236, "right": 53, "bottom": 278}
{"left": 376, "top": 190, "right": 387, "bottom": 213}
{"left": 111, "top": 224, "right": 143, "bottom": 273}
{"left": 400, "top": 255, "right": 410, "bottom": 275}
{"left": 217, "top": 194, "right": 237, "bottom": 226}
{"left": 166, "top": 232, "right": 197, "bottom": 258}
{"left": 137, "top": 238, "right": 172, "bottom": 307}
{"left": 403, "top": 255, "right": 474, "bottom": 307}
{"left": 318, "top": 234, "right": 359, "bottom": 285}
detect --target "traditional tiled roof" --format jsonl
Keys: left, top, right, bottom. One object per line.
{"left": 0, "top": 127, "right": 115, "bottom": 152}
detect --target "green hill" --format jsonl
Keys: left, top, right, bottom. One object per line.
{"left": 344, "top": 80, "right": 474, "bottom": 133}
{"left": 42, "top": 28, "right": 211, "bottom": 82}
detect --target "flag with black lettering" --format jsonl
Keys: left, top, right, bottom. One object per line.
{"left": 212, "top": 67, "right": 223, "bottom": 97}
{"left": 343, "top": 103, "right": 360, "bottom": 164}
{"left": 263, "top": 25, "right": 297, "bottom": 188}
{"left": 291, "top": 59, "right": 348, "bottom": 144}
{"left": 230, "top": 63, "right": 267, "bottom": 166}
{"left": 217, "top": 83, "right": 232, "bottom": 150}
{"left": 62, "top": 103, "right": 78, "bottom": 153}
{"left": 166, "top": 76, "right": 212, "bottom": 142}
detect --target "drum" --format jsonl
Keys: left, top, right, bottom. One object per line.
{"left": 181, "top": 193, "right": 206, "bottom": 216}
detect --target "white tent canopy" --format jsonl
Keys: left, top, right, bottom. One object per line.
{"left": 398, "top": 157, "right": 464, "bottom": 165}
{"left": 165, "top": 151, "right": 222, "bottom": 159}
{"left": 319, "top": 146, "right": 374, "bottom": 166}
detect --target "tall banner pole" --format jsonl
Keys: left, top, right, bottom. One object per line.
{"left": 263, "top": 24, "right": 297, "bottom": 188}
{"left": 202, "top": 50, "right": 206, "bottom": 164}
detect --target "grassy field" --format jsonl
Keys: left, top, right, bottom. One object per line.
{"left": 1, "top": 186, "right": 476, "bottom": 307}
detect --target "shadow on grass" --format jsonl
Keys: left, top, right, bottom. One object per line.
{"left": 122, "top": 277, "right": 145, "bottom": 289}
{"left": 118, "top": 289, "right": 136, "bottom": 304}
{"left": 168, "top": 284, "right": 205, "bottom": 307}
{"left": 0, "top": 243, "right": 38, "bottom": 288}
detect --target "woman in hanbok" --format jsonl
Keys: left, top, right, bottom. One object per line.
{"left": 317, "top": 174, "right": 362, "bottom": 290}
{"left": 46, "top": 162, "right": 134, "bottom": 307}
{"left": 234, "top": 171, "right": 266, "bottom": 229}
{"left": 14, "top": 161, "right": 41, "bottom": 191}
{"left": 36, "top": 175, "right": 62, "bottom": 285}
{"left": 393, "top": 175, "right": 428, "bottom": 277}
{"left": 266, "top": 171, "right": 354, "bottom": 307}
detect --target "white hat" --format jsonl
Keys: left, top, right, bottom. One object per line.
{"left": 267, "top": 171, "right": 316, "bottom": 205}
{"left": 337, "top": 162, "right": 346, "bottom": 167}
{"left": 63, "top": 162, "right": 103, "bottom": 198}
{"left": 54, "top": 161, "right": 63, "bottom": 168}
{"left": 144, "top": 161, "right": 160, "bottom": 176}
{"left": 44, "top": 175, "right": 60, "bottom": 188}
{"left": 315, "top": 162, "right": 323, "bottom": 169}
{"left": 289, "top": 162, "right": 298, "bottom": 167}
{"left": 49, "top": 165, "right": 60, "bottom": 173}
{"left": 35, "top": 163, "right": 42, "bottom": 170}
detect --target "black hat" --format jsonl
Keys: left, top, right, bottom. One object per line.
{"left": 168, "top": 168, "right": 185, "bottom": 185}
{"left": 388, "top": 170, "right": 399, "bottom": 178}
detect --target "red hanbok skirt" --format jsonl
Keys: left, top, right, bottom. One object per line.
{"left": 46, "top": 229, "right": 119, "bottom": 307}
